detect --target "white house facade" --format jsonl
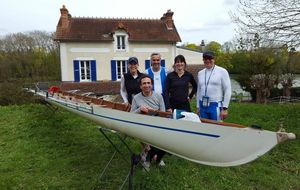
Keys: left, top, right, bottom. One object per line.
{"left": 176, "top": 47, "right": 204, "bottom": 65}
{"left": 59, "top": 41, "right": 178, "bottom": 82}
{"left": 54, "top": 6, "right": 182, "bottom": 83}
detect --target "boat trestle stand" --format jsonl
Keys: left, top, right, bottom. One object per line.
{"left": 98, "top": 127, "right": 149, "bottom": 190}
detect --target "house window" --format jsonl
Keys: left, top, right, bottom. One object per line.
{"left": 116, "top": 60, "right": 127, "bottom": 80}
{"left": 73, "top": 60, "right": 96, "bottom": 82}
{"left": 80, "top": 60, "right": 91, "bottom": 81}
{"left": 117, "top": 35, "right": 126, "bottom": 50}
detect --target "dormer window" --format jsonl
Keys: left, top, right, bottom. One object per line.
{"left": 117, "top": 35, "right": 126, "bottom": 50}
{"left": 114, "top": 30, "right": 128, "bottom": 52}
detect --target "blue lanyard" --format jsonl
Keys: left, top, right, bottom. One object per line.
{"left": 204, "top": 65, "right": 215, "bottom": 96}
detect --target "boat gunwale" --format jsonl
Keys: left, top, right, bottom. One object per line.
{"left": 52, "top": 90, "right": 247, "bottom": 129}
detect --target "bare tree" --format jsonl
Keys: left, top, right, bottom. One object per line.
{"left": 279, "top": 73, "right": 295, "bottom": 97}
{"left": 0, "top": 31, "right": 60, "bottom": 81}
{"left": 250, "top": 74, "right": 277, "bottom": 103}
{"left": 231, "top": 0, "right": 300, "bottom": 48}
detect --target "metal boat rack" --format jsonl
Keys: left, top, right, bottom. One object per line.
{"left": 98, "top": 127, "right": 148, "bottom": 190}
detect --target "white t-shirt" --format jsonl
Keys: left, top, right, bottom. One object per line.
{"left": 144, "top": 67, "right": 169, "bottom": 95}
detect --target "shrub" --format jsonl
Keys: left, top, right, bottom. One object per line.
{"left": 0, "top": 81, "right": 36, "bottom": 105}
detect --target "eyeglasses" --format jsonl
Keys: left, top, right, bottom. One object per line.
{"left": 152, "top": 59, "right": 160, "bottom": 61}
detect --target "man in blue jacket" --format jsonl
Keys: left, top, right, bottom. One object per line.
{"left": 144, "top": 53, "right": 168, "bottom": 96}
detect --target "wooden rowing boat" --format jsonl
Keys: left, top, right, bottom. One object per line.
{"left": 28, "top": 88, "right": 296, "bottom": 167}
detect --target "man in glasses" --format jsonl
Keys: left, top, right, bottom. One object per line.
{"left": 196, "top": 51, "right": 231, "bottom": 121}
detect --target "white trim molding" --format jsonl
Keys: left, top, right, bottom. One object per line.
{"left": 133, "top": 48, "right": 169, "bottom": 53}
{"left": 70, "top": 48, "right": 110, "bottom": 53}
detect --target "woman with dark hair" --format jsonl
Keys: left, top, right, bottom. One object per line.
{"left": 165, "top": 55, "right": 197, "bottom": 112}
{"left": 120, "top": 57, "right": 144, "bottom": 104}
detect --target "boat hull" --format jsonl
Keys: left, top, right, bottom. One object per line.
{"left": 31, "top": 90, "right": 294, "bottom": 167}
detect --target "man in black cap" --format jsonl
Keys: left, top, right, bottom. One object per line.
{"left": 196, "top": 51, "right": 232, "bottom": 121}
{"left": 120, "top": 57, "right": 144, "bottom": 104}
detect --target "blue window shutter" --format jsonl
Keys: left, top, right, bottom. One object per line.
{"left": 73, "top": 60, "right": 80, "bottom": 82}
{"left": 91, "top": 60, "right": 97, "bottom": 81}
{"left": 145, "top": 60, "right": 151, "bottom": 70}
{"left": 111, "top": 60, "right": 117, "bottom": 81}
{"left": 161, "top": 59, "right": 165, "bottom": 67}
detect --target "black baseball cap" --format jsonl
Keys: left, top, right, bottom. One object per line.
{"left": 128, "top": 57, "right": 138, "bottom": 64}
{"left": 203, "top": 51, "right": 215, "bottom": 59}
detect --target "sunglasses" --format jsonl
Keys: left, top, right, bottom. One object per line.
{"left": 203, "top": 56, "right": 214, "bottom": 60}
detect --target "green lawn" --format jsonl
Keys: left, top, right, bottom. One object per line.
{"left": 0, "top": 103, "right": 299, "bottom": 189}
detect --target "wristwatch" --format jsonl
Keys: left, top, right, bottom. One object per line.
{"left": 222, "top": 107, "right": 228, "bottom": 110}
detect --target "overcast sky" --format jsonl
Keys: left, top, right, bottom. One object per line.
{"left": 0, "top": 0, "right": 239, "bottom": 45}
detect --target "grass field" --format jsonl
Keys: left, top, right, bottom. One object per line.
{"left": 0, "top": 102, "right": 299, "bottom": 189}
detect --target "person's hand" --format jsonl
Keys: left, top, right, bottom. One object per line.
{"left": 152, "top": 154, "right": 157, "bottom": 162}
{"left": 196, "top": 109, "right": 199, "bottom": 116}
{"left": 140, "top": 105, "right": 149, "bottom": 113}
{"left": 220, "top": 109, "right": 228, "bottom": 120}
{"left": 166, "top": 108, "right": 172, "bottom": 113}
{"left": 144, "top": 144, "right": 151, "bottom": 151}
{"left": 123, "top": 102, "right": 130, "bottom": 106}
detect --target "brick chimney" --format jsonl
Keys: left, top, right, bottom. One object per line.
{"left": 59, "top": 5, "right": 70, "bottom": 29}
{"left": 161, "top": 9, "right": 174, "bottom": 30}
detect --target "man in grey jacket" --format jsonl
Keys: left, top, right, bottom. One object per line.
{"left": 130, "top": 74, "right": 166, "bottom": 169}
{"left": 131, "top": 75, "right": 165, "bottom": 113}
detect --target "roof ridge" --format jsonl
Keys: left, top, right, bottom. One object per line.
{"left": 72, "top": 16, "right": 160, "bottom": 21}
